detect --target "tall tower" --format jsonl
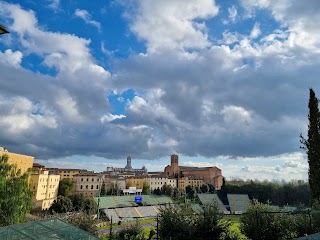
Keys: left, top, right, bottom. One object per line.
{"left": 171, "top": 154, "right": 179, "bottom": 177}
{"left": 171, "top": 154, "right": 179, "bottom": 166}
{"left": 125, "top": 155, "right": 133, "bottom": 170}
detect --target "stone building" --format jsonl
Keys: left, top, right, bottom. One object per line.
{"left": 164, "top": 154, "right": 223, "bottom": 190}
{"left": 106, "top": 156, "right": 148, "bottom": 175}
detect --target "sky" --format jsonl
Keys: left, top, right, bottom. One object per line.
{"left": 0, "top": 0, "right": 319, "bottom": 181}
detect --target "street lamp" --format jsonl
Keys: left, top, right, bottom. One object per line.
{"left": 0, "top": 24, "right": 9, "bottom": 35}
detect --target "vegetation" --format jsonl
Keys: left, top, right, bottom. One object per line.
{"left": 49, "top": 193, "right": 97, "bottom": 214}
{"left": 218, "top": 179, "right": 310, "bottom": 206}
{"left": 157, "top": 203, "right": 230, "bottom": 240}
{"left": 0, "top": 154, "right": 33, "bottom": 226}
{"left": 58, "top": 178, "right": 74, "bottom": 197}
{"left": 142, "top": 182, "right": 151, "bottom": 195}
{"left": 240, "top": 200, "right": 320, "bottom": 240}
{"left": 66, "top": 211, "right": 98, "bottom": 235}
{"left": 300, "top": 88, "right": 320, "bottom": 206}
{"left": 49, "top": 195, "right": 73, "bottom": 213}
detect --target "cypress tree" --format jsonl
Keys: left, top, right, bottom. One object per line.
{"left": 300, "top": 88, "right": 320, "bottom": 204}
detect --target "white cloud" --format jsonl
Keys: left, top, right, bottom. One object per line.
{"left": 74, "top": 9, "right": 101, "bottom": 30}
{"left": 0, "top": 49, "right": 23, "bottom": 67}
{"left": 228, "top": 5, "right": 238, "bottom": 22}
{"left": 250, "top": 22, "right": 261, "bottom": 38}
{"left": 101, "top": 113, "right": 126, "bottom": 123}
{"left": 128, "top": 0, "right": 219, "bottom": 53}
{"left": 48, "top": 0, "right": 60, "bottom": 10}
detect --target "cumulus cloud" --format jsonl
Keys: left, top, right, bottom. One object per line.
{"left": 74, "top": 9, "right": 101, "bottom": 30}
{"left": 1, "top": 0, "right": 320, "bottom": 173}
{"left": 250, "top": 22, "right": 261, "bottom": 38}
{"left": 228, "top": 5, "right": 238, "bottom": 22}
{"left": 0, "top": 49, "right": 23, "bottom": 67}
{"left": 101, "top": 113, "right": 126, "bottom": 123}
{"left": 127, "top": 0, "right": 219, "bottom": 52}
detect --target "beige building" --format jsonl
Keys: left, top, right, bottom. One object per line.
{"left": 178, "top": 177, "right": 205, "bottom": 192}
{"left": 0, "top": 147, "right": 34, "bottom": 174}
{"left": 30, "top": 169, "right": 60, "bottom": 210}
{"left": 126, "top": 177, "right": 149, "bottom": 189}
{"left": 73, "top": 172, "right": 103, "bottom": 196}
{"left": 149, "top": 176, "right": 167, "bottom": 191}
{"left": 166, "top": 177, "right": 177, "bottom": 189}
{"left": 46, "top": 168, "right": 91, "bottom": 181}
{"left": 103, "top": 176, "right": 126, "bottom": 192}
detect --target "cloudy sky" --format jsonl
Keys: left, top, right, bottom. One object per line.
{"left": 0, "top": 0, "right": 318, "bottom": 181}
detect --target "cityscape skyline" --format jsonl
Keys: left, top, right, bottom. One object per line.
{"left": 0, "top": 0, "right": 317, "bottom": 181}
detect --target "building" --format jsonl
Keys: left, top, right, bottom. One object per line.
{"left": 46, "top": 168, "right": 91, "bottom": 181}
{"left": 29, "top": 168, "right": 60, "bottom": 210}
{"left": 149, "top": 176, "right": 167, "bottom": 191}
{"left": 106, "top": 156, "right": 148, "bottom": 175}
{"left": 178, "top": 177, "right": 205, "bottom": 192}
{"left": 125, "top": 176, "right": 149, "bottom": 189}
{"left": 102, "top": 176, "right": 126, "bottom": 194}
{"left": 73, "top": 172, "right": 103, "bottom": 197}
{"left": 0, "top": 147, "right": 34, "bottom": 174}
{"left": 164, "top": 154, "right": 223, "bottom": 190}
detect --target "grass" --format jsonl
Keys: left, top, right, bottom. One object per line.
{"left": 97, "top": 218, "right": 156, "bottom": 231}
{"left": 223, "top": 214, "right": 241, "bottom": 223}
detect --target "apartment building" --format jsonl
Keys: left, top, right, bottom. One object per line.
{"left": 0, "top": 147, "right": 34, "bottom": 174}
{"left": 178, "top": 177, "right": 205, "bottom": 192}
{"left": 149, "top": 176, "right": 167, "bottom": 191}
{"left": 73, "top": 172, "right": 103, "bottom": 196}
{"left": 104, "top": 176, "right": 126, "bottom": 191}
{"left": 46, "top": 168, "right": 91, "bottom": 181}
{"left": 30, "top": 169, "right": 60, "bottom": 210}
{"left": 126, "top": 176, "right": 149, "bottom": 189}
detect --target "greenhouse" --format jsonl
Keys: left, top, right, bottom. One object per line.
{"left": 0, "top": 218, "right": 100, "bottom": 240}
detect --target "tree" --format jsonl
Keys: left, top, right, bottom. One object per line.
{"left": 49, "top": 196, "right": 72, "bottom": 213}
{"left": 158, "top": 203, "right": 228, "bottom": 240}
{"left": 0, "top": 154, "right": 33, "bottom": 226}
{"left": 161, "top": 184, "right": 173, "bottom": 196}
{"left": 172, "top": 187, "right": 180, "bottom": 201}
{"left": 301, "top": 88, "right": 320, "bottom": 205}
{"left": 100, "top": 181, "right": 106, "bottom": 196}
{"left": 58, "top": 178, "right": 74, "bottom": 197}
{"left": 71, "top": 194, "right": 97, "bottom": 214}
{"left": 142, "top": 182, "right": 151, "bottom": 195}
{"left": 240, "top": 200, "right": 303, "bottom": 240}
{"left": 200, "top": 184, "right": 208, "bottom": 193}
{"left": 66, "top": 212, "right": 98, "bottom": 236}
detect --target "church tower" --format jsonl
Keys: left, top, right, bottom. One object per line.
{"left": 171, "top": 154, "right": 179, "bottom": 177}
{"left": 125, "top": 155, "right": 133, "bottom": 170}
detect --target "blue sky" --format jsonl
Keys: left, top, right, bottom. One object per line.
{"left": 1, "top": 0, "right": 320, "bottom": 181}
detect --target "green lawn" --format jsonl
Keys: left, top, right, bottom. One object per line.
{"left": 223, "top": 214, "right": 241, "bottom": 223}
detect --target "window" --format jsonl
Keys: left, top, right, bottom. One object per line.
{"left": 92, "top": 178, "right": 94, "bottom": 182}
{"left": 80, "top": 185, "right": 83, "bottom": 189}
{"left": 86, "top": 185, "right": 88, "bottom": 189}
{"left": 96, "top": 185, "right": 99, "bottom": 189}
{"left": 91, "top": 185, "right": 93, "bottom": 189}
{"left": 87, "top": 178, "right": 89, "bottom": 182}
{"left": 81, "top": 178, "right": 83, "bottom": 182}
